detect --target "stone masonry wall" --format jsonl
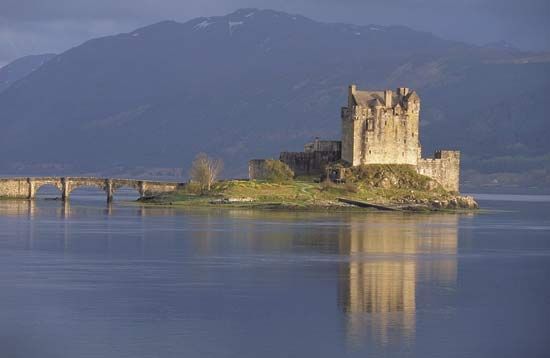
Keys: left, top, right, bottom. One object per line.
{"left": 362, "top": 107, "right": 420, "bottom": 166}
{"left": 417, "top": 151, "right": 460, "bottom": 192}
{"left": 341, "top": 87, "right": 421, "bottom": 166}
{"left": 0, "top": 179, "right": 30, "bottom": 198}
{"left": 280, "top": 151, "right": 341, "bottom": 177}
{"left": 304, "top": 139, "right": 342, "bottom": 153}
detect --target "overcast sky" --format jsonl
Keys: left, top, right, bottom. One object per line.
{"left": 1, "top": 0, "right": 549, "bottom": 67}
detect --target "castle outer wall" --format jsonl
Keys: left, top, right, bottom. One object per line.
{"left": 279, "top": 139, "right": 341, "bottom": 176}
{"left": 417, "top": 151, "right": 460, "bottom": 192}
{"left": 279, "top": 150, "right": 341, "bottom": 177}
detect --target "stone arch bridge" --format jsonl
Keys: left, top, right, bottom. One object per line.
{"left": 0, "top": 177, "right": 185, "bottom": 202}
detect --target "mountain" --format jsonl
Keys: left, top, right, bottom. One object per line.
{"left": 0, "top": 9, "right": 548, "bottom": 177}
{"left": 0, "top": 54, "right": 56, "bottom": 93}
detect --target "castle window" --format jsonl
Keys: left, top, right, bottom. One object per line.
{"left": 412, "top": 133, "right": 415, "bottom": 137}
{"left": 404, "top": 139, "right": 406, "bottom": 144}
{"left": 367, "top": 119, "right": 374, "bottom": 131}
{"left": 369, "top": 150, "right": 371, "bottom": 154}
{"left": 402, "top": 152, "right": 405, "bottom": 157}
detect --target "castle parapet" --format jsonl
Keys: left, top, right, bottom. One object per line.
{"left": 304, "top": 138, "right": 342, "bottom": 153}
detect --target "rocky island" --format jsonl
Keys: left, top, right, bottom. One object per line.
{"left": 142, "top": 164, "right": 477, "bottom": 211}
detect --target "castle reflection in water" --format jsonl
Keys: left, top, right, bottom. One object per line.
{"left": 338, "top": 214, "right": 459, "bottom": 346}
{"left": 0, "top": 200, "right": 461, "bottom": 346}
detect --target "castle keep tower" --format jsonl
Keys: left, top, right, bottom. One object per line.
{"left": 341, "top": 85, "right": 421, "bottom": 166}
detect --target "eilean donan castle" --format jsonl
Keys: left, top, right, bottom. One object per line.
{"left": 250, "top": 85, "right": 460, "bottom": 192}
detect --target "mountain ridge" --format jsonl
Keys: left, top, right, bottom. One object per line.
{"left": 0, "top": 53, "right": 56, "bottom": 93}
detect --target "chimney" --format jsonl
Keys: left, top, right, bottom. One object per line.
{"left": 348, "top": 84, "right": 357, "bottom": 108}
{"left": 398, "top": 87, "right": 409, "bottom": 96}
{"left": 384, "top": 90, "right": 392, "bottom": 108}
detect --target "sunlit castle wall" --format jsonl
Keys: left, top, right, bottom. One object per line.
{"left": 341, "top": 86, "right": 421, "bottom": 166}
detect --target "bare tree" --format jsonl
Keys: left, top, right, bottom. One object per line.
{"left": 189, "top": 153, "right": 223, "bottom": 193}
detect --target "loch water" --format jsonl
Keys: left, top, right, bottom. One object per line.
{"left": 0, "top": 191, "right": 549, "bottom": 357}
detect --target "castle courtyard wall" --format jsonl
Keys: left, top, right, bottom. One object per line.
{"left": 280, "top": 151, "right": 341, "bottom": 176}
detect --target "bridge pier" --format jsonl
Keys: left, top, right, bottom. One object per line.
{"left": 61, "top": 178, "right": 70, "bottom": 202}
{"left": 106, "top": 179, "right": 114, "bottom": 203}
{"left": 27, "top": 178, "right": 36, "bottom": 200}
{"left": 138, "top": 181, "right": 146, "bottom": 199}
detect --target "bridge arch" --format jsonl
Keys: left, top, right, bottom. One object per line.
{"left": 67, "top": 185, "right": 110, "bottom": 201}
{"left": 30, "top": 178, "right": 63, "bottom": 199}
{"left": 110, "top": 181, "right": 142, "bottom": 201}
{"left": 34, "top": 183, "right": 63, "bottom": 199}
{"left": 65, "top": 178, "right": 110, "bottom": 201}
{"left": 112, "top": 180, "right": 144, "bottom": 195}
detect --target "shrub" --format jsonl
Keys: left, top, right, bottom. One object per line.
{"left": 185, "top": 181, "right": 203, "bottom": 194}
{"left": 319, "top": 179, "right": 337, "bottom": 191}
{"left": 343, "top": 182, "right": 359, "bottom": 193}
{"left": 263, "top": 160, "right": 294, "bottom": 183}
{"left": 189, "top": 153, "right": 223, "bottom": 194}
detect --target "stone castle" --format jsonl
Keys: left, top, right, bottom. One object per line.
{"left": 250, "top": 85, "right": 460, "bottom": 192}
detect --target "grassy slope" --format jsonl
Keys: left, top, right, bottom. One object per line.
{"left": 141, "top": 165, "right": 476, "bottom": 210}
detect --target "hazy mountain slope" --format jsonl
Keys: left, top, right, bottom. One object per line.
{"left": 0, "top": 9, "right": 547, "bottom": 176}
{"left": 422, "top": 62, "right": 550, "bottom": 156}
{"left": 0, "top": 54, "right": 55, "bottom": 93}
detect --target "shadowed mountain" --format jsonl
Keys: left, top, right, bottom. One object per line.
{"left": 0, "top": 54, "right": 56, "bottom": 93}
{"left": 0, "top": 9, "right": 548, "bottom": 177}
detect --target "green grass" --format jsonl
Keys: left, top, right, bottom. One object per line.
{"left": 142, "top": 178, "right": 459, "bottom": 210}
{"left": 140, "top": 164, "right": 474, "bottom": 210}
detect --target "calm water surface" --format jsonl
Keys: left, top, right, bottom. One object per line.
{"left": 0, "top": 191, "right": 549, "bottom": 357}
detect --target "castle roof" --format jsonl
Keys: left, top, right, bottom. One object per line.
{"left": 352, "top": 90, "right": 386, "bottom": 107}
{"left": 352, "top": 89, "right": 418, "bottom": 108}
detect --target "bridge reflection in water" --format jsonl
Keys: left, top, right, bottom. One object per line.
{"left": 338, "top": 214, "right": 458, "bottom": 346}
